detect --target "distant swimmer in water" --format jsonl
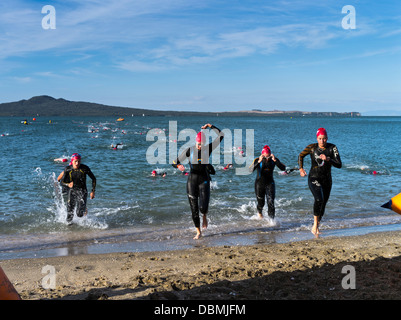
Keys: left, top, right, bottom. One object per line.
{"left": 111, "top": 143, "right": 123, "bottom": 150}
{"left": 298, "top": 128, "right": 342, "bottom": 237}
{"left": 250, "top": 145, "right": 286, "bottom": 219}
{"left": 151, "top": 170, "right": 167, "bottom": 177}
{"left": 60, "top": 153, "right": 96, "bottom": 225}
{"left": 172, "top": 123, "right": 224, "bottom": 239}
{"left": 223, "top": 164, "right": 233, "bottom": 171}
{"left": 54, "top": 157, "right": 68, "bottom": 163}
{"left": 361, "top": 168, "right": 388, "bottom": 175}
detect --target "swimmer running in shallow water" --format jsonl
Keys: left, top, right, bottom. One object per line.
{"left": 298, "top": 128, "right": 342, "bottom": 237}
{"left": 250, "top": 145, "right": 286, "bottom": 219}
{"left": 60, "top": 153, "right": 97, "bottom": 224}
{"left": 172, "top": 123, "right": 224, "bottom": 239}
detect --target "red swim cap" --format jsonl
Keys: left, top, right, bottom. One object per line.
{"left": 70, "top": 153, "right": 81, "bottom": 165}
{"left": 261, "top": 145, "right": 271, "bottom": 155}
{"left": 196, "top": 131, "right": 206, "bottom": 144}
{"left": 316, "top": 128, "right": 327, "bottom": 138}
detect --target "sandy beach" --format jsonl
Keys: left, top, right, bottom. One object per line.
{"left": 1, "top": 230, "right": 401, "bottom": 301}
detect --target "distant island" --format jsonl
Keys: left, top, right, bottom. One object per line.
{"left": 0, "top": 95, "right": 361, "bottom": 117}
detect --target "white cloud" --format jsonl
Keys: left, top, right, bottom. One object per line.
{"left": 116, "top": 22, "right": 345, "bottom": 71}
{"left": 116, "top": 60, "right": 167, "bottom": 72}
{"left": 12, "top": 76, "right": 32, "bottom": 83}
{"left": 0, "top": 0, "right": 398, "bottom": 74}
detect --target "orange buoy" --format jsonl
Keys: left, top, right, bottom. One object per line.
{"left": 382, "top": 193, "right": 401, "bottom": 215}
{"left": 0, "top": 266, "right": 21, "bottom": 300}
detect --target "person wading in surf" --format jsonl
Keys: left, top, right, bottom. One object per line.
{"left": 60, "top": 153, "right": 96, "bottom": 224}
{"left": 172, "top": 123, "right": 224, "bottom": 239}
{"left": 298, "top": 128, "right": 342, "bottom": 237}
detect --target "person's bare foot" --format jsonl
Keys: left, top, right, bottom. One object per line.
{"left": 311, "top": 216, "right": 322, "bottom": 237}
{"left": 311, "top": 223, "right": 321, "bottom": 237}
{"left": 311, "top": 224, "right": 318, "bottom": 237}
{"left": 194, "top": 228, "right": 202, "bottom": 240}
{"left": 258, "top": 212, "right": 263, "bottom": 219}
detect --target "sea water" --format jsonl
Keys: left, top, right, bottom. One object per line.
{"left": 1, "top": 115, "right": 401, "bottom": 259}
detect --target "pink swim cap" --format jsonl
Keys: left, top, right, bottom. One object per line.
{"left": 70, "top": 153, "right": 81, "bottom": 165}
{"left": 316, "top": 128, "right": 327, "bottom": 138}
{"left": 196, "top": 131, "right": 206, "bottom": 144}
{"left": 261, "top": 145, "right": 271, "bottom": 155}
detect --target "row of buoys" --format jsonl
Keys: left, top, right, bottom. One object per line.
{"left": 0, "top": 266, "right": 21, "bottom": 300}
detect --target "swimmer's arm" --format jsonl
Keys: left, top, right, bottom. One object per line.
{"left": 57, "top": 171, "right": 64, "bottom": 182}
{"left": 87, "top": 168, "right": 96, "bottom": 193}
{"left": 172, "top": 147, "right": 190, "bottom": 168}
{"left": 274, "top": 158, "right": 286, "bottom": 171}
{"left": 329, "top": 145, "right": 342, "bottom": 169}
{"left": 59, "top": 168, "right": 70, "bottom": 187}
{"left": 208, "top": 125, "right": 224, "bottom": 154}
{"left": 249, "top": 158, "right": 259, "bottom": 172}
{"left": 298, "top": 144, "right": 314, "bottom": 170}
{"left": 298, "top": 144, "right": 314, "bottom": 176}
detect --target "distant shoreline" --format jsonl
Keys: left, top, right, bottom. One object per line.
{"left": 0, "top": 95, "right": 361, "bottom": 117}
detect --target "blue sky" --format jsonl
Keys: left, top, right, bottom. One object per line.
{"left": 0, "top": 0, "right": 400, "bottom": 114}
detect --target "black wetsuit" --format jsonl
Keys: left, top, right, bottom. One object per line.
{"left": 60, "top": 164, "right": 96, "bottom": 222}
{"left": 251, "top": 157, "right": 286, "bottom": 219}
{"left": 298, "top": 143, "right": 342, "bottom": 221}
{"left": 172, "top": 126, "right": 224, "bottom": 228}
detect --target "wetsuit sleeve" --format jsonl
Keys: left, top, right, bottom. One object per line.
{"left": 172, "top": 147, "right": 190, "bottom": 168}
{"left": 275, "top": 158, "right": 286, "bottom": 171}
{"left": 60, "top": 167, "right": 71, "bottom": 188}
{"left": 250, "top": 158, "right": 260, "bottom": 172}
{"left": 57, "top": 171, "right": 64, "bottom": 182}
{"left": 208, "top": 125, "right": 224, "bottom": 154}
{"left": 86, "top": 167, "right": 96, "bottom": 192}
{"left": 298, "top": 144, "right": 314, "bottom": 169}
{"left": 329, "top": 145, "right": 342, "bottom": 169}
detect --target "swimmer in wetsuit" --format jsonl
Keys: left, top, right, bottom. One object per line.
{"left": 298, "top": 128, "right": 342, "bottom": 236}
{"left": 60, "top": 153, "right": 96, "bottom": 224}
{"left": 172, "top": 123, "right": 224, "bottom": 239}
{"left": 151, "top": 170, "right": 167, "bottom": 177}
{"left": 251, "top": 145, "right": 286, "bottom": 219}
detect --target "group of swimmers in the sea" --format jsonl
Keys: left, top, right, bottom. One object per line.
{"left": 55, "top": 123, "right": 343, "bottom": 239}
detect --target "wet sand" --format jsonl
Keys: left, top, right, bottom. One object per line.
{"left": 2, "top": 230, "right": 401, "bottom": 300}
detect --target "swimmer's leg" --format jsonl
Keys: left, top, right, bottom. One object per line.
{"left": 255, "top": 181, "right": 265, "bottom": 218}
{"left": 266, "top": 182, "right": 276, "bottom": 219}
{"left": 66, "top": 189, "right": 75, "bottom": 224}
{"left": 308, "top": 178, "right": 324, "bottom": 236}
{"left": 76, "top": 190, "right": 88, "bottom": 218}
{"left": 199, "top": 181, "right": 210, "bottom": 230}
{"left": 187, "top": 178, "right": 201, "bottom": 239}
